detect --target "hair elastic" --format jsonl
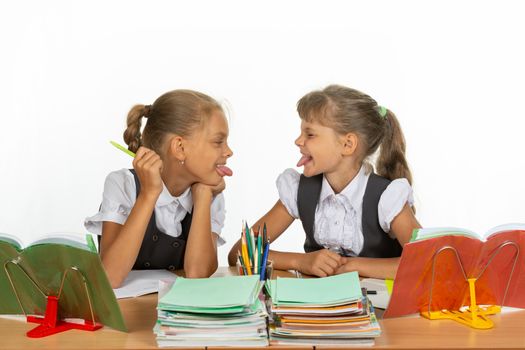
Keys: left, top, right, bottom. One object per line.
{"left": 378, "top": 106, "right": 387, "bottom": 118}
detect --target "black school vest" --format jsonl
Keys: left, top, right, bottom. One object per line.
{"left": 99, "top": 169, "right": 192, "bottom": 271}
{"left": 297, "top": 172, "right": 402, "bottom": 258}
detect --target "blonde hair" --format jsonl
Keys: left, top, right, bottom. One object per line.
{"left": 123, "top": 89, "right": 223, "bottom": 154}
{"left": 297, "top": 84, "right": 413, "bottom": 185}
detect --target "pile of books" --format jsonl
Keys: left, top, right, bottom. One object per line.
{"left": 265, "top": 272, "right": 381, "bottom": 346}
{"left": 154, "top": 275, "right": 268, "bottom": 347}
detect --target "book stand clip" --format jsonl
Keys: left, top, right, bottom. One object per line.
{"left": 420, "top": 241, "right": 519, "bottom": 329}
{"left": 4, "top": 259, "right": 102, "bottom": 338}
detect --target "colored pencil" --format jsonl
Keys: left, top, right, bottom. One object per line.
{"left": 260, "top": 239, "right": 270, "bottom": 281}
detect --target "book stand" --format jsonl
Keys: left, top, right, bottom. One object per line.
{"left": 4, "top": 260, "right": 102, "bottom": 338}
{"left": 420, "top": 242, "right": 519, "bottom": 329}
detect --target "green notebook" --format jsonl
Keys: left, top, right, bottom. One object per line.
{"left": 0, "top": 233, "right": 126, "bottom": 332}
{"left": 274, "top": 272, "right": 362, "bottom": 305}
{"left": 158, "top": 275, "right": 262, "bottom": 314}
{"left": 265, "top": 279, "right": 276, "bottom": 300}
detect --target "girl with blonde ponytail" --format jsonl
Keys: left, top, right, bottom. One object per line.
{"left": 228, "top": 85, "right": 420, "bottom": 279}
{"left": 86, "top": 89, "right": 233, "bottom": 288}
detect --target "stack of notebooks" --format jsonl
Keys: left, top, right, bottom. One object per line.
{"left": 154, "top": 275, "right": 269, "bottom": 347}
{"left": 265, "top": 272, "right": 381, "bottom": 346}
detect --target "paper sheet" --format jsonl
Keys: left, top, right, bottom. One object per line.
{"left": 360, "top": 278, "right": 391, "bottom": 309}
{"left": 113, "top": 270, "right": 178, "bottom": 299}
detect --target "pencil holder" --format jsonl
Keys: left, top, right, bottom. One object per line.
{"left": 236, "top": 259, "right": 273, "bottom": 280}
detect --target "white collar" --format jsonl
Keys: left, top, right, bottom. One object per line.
{"left": 156, "top": 184, "right": 193, "bottom": 213}
{"left": 319, "top": 165, "right": 369, "bottom": 210}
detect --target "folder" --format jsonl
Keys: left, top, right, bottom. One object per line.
{"left": 273, "top": 272, "right": 362, "bottom": 306}
{"left": 158, "top": 275, "right": 262, "bottom": 313}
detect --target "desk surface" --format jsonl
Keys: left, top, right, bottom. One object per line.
{"left": 2, "top": 267, "right": 525, "bottom": 350}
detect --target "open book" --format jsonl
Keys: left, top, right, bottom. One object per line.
{"left": 410, "top": 223, "right": 525, "bottom": 242}
{"left": 0, "top": 232, "right": 97, "bottom": 251}
{"left": 384, "top": 223, "right": 525, "bottom": 318}
{"left": 0, "top": 232, "right": 126, "bottom": 332}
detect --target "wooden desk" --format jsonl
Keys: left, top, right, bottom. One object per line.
{"left": 2, "top": 267, "right": 525, "bottom": 350}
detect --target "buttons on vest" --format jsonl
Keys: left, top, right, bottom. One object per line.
{"left": 144, "top": 262, "right": 151, "bottom": 268}
{"left": 168, "top": 265, "right": 175, "bottom": 271}
{"left": 172, "top": 241, "right": 181, "bottom": 248}
{"left": 152, "top": 234, "right": 159, "bottom": 242}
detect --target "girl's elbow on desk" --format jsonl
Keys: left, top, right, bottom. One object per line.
{"left": 106, "top": 270, "right": 126, "bottom": 289}
{"left": 110, "top": 279, "right": 124, "bottom": 289}
{"left": 101, "top": 258, "right": 128, "bottom": 289}
{"left": 185, "top": 261, "right": 218, "bottom": 278}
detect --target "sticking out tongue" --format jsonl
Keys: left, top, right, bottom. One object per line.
{"left": 216, "top": 165, "right": 233, "bottom": 177}
{"left": 296, "top": 155, "right": 312, "bottom": 167}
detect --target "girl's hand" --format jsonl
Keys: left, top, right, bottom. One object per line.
{"left": 133, "top": 147, "right": 163, "bottom": 200}
{"left": 334, "top": 257, "right": 358, "bottom": 275}
{"left": 191, "top": 178, "right": 226, "bottom": 203}
{"left": 296, "top": 249, "right": 345, "bottom": 277}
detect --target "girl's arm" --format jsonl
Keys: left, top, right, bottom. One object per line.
{"left": 183, "top": 182, "right": 224, "bottom": 278}
{"left": 227, "top": 200, "right": 344, "bottom": 277}
{"left": 336, "top": 203, "right": 421, "bottom": 279}
{"left": 100, "top": 195, "right": 157, "bottom": 288}
{"left": 99, "top": 147, "right": 163, "bottom": 288}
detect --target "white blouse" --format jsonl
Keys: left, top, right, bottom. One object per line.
{"left": 84, "top": 169, "right": 226, "bottom": 246}
{"left": 276, "top": 166, "right": 414, "bottom": 256}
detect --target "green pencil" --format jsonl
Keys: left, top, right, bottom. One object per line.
{"left": 238, "top": 252, "right": 248, "bottom": 275}
{"left": 110, "top": 140, "right": 136, "bottom": 158}
{"left": 245, "top": 221, "right": 253, "bottom": 266}
{"left": 257, "top": 232, "right": 262, "bottom": 274}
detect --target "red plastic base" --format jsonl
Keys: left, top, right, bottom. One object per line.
{"left": 25, "top": 295, "right": 102, "bottom": 338}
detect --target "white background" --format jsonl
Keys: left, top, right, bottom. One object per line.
{"left": 1, "top": 1, "right": 524, "bottom": 265}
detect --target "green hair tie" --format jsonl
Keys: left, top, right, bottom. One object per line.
{"left": 378, "top": 106, "right": 387, "bottom": 118}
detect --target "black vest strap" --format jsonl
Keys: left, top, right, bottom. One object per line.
{"left": 297, "top": 174, "right": 324, "bottom": 252}
{"left": 297, "top": 172, "right": 402, "bottom": 257}
{"left": 360, "top": 173, "right": 403, "bottom": 257}
{"left": 129, "top": 169, "right": 192, "bottom": 270}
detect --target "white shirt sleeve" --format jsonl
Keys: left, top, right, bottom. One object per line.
{"left": 276, "top": 168, "right": 300, "bottom": 219}
{"left": 84, "top": 169, "right": 136, "bottom": 235}
{"left": 85, "top": 169, "right": 226, "bottom": 247}
{"left": 378, "top": 178, "right": 414, "bottom": 235}
{"left": 210, "top": 193, "right": 226, "bottom": 246}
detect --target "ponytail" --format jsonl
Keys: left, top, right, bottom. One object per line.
{"left": 376, "top": 109, "right": 413, "bottom": 185}
{"left": 121, "top": 90, "right": 222, "bottom": 156}
{"left": 123, "top": 104, "right": 151, "bottom": 153}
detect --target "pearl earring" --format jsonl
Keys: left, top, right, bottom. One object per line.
{"left": 180, "top": 160, "right": 185, "bottom": 165}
